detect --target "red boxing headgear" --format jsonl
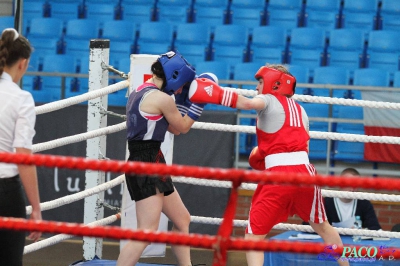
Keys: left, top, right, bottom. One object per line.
{"left": 254, "top": 66, "right": 296, "bottom": 96}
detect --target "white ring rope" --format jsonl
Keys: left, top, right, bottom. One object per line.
{"left": 190, "top": 216, "right": 400, "bottom": 239}
{"left": 230, "top": 87, "right": 400, "bottom": 110}
{"left": 172, "top": 177, "right": 400, "bottom": 202}
{"left": 23, "top": 213, "right": 120, "bottom": 254}
{"left": 26, "top": 175, "right": 124, "bottom": 215}
{"left": 35, "top": 80, "right": 129, "bottom": 115}
{"left": 32, "top": 122, "right": 126, "bottom": 153}
{"left": 192, "top": 122, "right": 400, "bottom": 144}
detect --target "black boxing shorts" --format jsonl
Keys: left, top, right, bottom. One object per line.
{"left": 125, "top": 140, "right": 174, "bottom": 201}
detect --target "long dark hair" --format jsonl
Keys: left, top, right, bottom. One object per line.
{"left": 150, "top": 60, "right": 167, "bottom": 90}
{"left": 0, "top": 29, "right": 32, "bottom": 76}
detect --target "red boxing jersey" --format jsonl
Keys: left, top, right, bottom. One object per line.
{"left": 256, "top": 93, "right": 309, "bottom": 157}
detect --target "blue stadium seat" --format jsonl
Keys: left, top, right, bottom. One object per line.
{"left": 63, "top": 19, "right": 100, "bottom": 58}
{"left": 38, "top": 55, "right": 78, "bottom": 102}
{"left": 333, "top": 139, "right": 365, "bottom": 162}
{"left": 29, "top": 36, "right": 62, "bottom": 56}
{"left": 193, "top": 61, "right": 231, "bottom": 87}
{"left": 192, "top": 0, "right": 229, "bottom": 29}
{"left": 102, "top": 20, "right": 136, "bottom": 41}
{"left": 114, "top": 57, "right": 131, "bottom": 74}
{"left": 333, "top": 105, "right": 363, "bottom": 121}
{"left": 266, "top": 9, "right": 301, "bottom": 32}
{"left": 312, "top": 66, "right": 350, "bottom": 97}
{"left": 173, "top": 23, "right": 211, "bottom": 64}
{"left": 302, "top": 102, "right": 329, "bottom": 118}
{"left": 27, "top": 17, "right": 64, "bottom": 38}
{"left": 211, "top": 24, "right": 249, "bottom": 70}
{"left": 135, "top": 22, "right": 173, "bottom": 54}
{"left": 308, "top": 123, "right": 330, "bottom": 160}
{"left": 267, "top": 0, "right": 303, "bottom": 31}
{"left": 120, "top": 0, "right": 155, "bottom": 4}
{"left": 67, "top": 56, "right": 89, "bottom": 100}
{"left": 332, "top": 103, "right": 365, "bottom": 162}
{"left": 22, "top": 1, "right": 48, "bottom": 27}
{"left": 249, "top": 26, "right": 287, "bottom": 64}
{"left": 352, "top": 68, "right": 391, "bottom": 100}
{"left": 64, "top": 19, "right": 100, "bottom": 40}
{"left": 84, "top": 2, "right": 119, "bottom": 23}
{"left": 232, "top": 62, "right": 260, "bottom": 90}
{"left": 193, "top": 7, "right": 228, "bottom": 30}
{"left": 341, "top": 0, "right": 379, "bottom": 36}
{"left": 109, "top": 41, "right": 135, "bottom": 63}
{"left": 267, "top": 0, "right": 303, "bottom": 11}
{"left": 229, "top": 0, "right": 267, "bottom": 31}
{"left": 48, "top": 2, "right": 82, "bottom": 23}
{"left": 353, "top": 68, "right": 391, "bottom": 87}
{"left": 0, "top": 16, "right": 14, "bottom": 31}
{"left": 155, "top": 0, "right": 192, "bottom": 25}
{"left": 119, "top": 1, "right": 155, "bottom": 26}
{"left": 288, "top": 65, "right": 310, "bottom": 82}
{"left": 379, "top": 0, "right": 400, "bottom": 30}
{"left": 287, "top": 64, "right": 310, "bottom": 84}
{"left": 41, "top": 54, "right": 78, "bottom": 74}
{"left": 303, "top": 0, "right": 341, "bottom": 33}
{"left": 23, "top": 76, "right": 53, "bottom": 103}
{"left": 102, "top": 20, "right": 136, "bottom": 60}
{"left": 289, "top": 27, "right": 327, "bottom": 50}
{"left": 23, "top": 53, "right": 42, "bottom": 102}
{"left": 366, "top": 30, "right": 400, "bottom": 74}
{"left": 326, "top": 29, "right": 366, "bottom": 70}
{"left": 287, "top": 28, "right": 327, "bottom": 71}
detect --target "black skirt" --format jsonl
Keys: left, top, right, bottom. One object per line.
{"left": 125, "top": 140, "right": 174, "bottom": 201}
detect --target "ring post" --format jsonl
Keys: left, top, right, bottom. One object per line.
{"left": 83, "top": 39, "right": 110, "bottom": 260}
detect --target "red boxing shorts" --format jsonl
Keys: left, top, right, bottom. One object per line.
{"left": 246, "top": 164, "right": 327, "bottom": 235}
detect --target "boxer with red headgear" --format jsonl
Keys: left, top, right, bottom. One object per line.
{"left": 254, "top": 66, "right": 296, "bottom": 96}
{"left": 191, "top": 64, "right": 348, "bottom": 266}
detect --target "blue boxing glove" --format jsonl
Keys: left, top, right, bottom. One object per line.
{"left": 175, "top": 72, "right": 218, "bottom": 121}
{"left": 175, "top": 83, "right": 191, "bottom": 116}
{"left": 175, "top": 84, "right": 205, "bottom": 121}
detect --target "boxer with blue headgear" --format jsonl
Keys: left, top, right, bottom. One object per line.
{"left": 157, "top": 50, "right": 196, "bottom": 95}
{"left": 121, "top": 51, "right": 206, "bottom": 266}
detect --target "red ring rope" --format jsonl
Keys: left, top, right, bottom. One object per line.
{"left": 0, "top": 152, "right": 398, "bottom": 191}
{"left": 1, "top": 217, "right": 398, "bottom": 262}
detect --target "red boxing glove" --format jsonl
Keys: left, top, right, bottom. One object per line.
{"left": 188, "top": 78, "right": 238, "bottom": 108}
{"left": 248, "top": 146, "right": 265, "bottom": 171}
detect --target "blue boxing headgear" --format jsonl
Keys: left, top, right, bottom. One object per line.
{"left": 157, "top": 50, "right": 196, "bottom": 95}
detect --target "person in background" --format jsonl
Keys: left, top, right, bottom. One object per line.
{"left": 324, "top": 167, "right": 381, "bottom": 230}
{"left": 0, "top": 28, "right": 42, "bottom": 266}
{"left": 188, "top": 64, "right": 349, "bottom": 266}
{"left": 117, "top": 50, "right": 213, "bottom": 266}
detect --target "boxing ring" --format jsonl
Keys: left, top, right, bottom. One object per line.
{"left": 1, "top": 40, "right": 400, "bottom": 265}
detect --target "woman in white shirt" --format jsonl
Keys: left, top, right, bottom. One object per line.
{"left": 0, "top": 28, "right": 42, "bottom": 266}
